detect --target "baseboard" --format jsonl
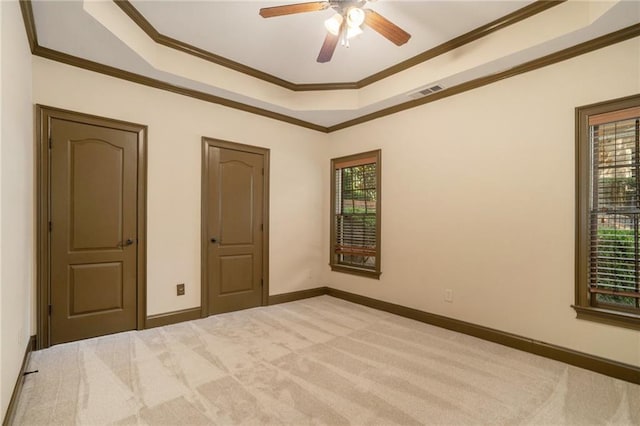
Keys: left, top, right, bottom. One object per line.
{"left": 146, "top": 307, "right": 202, "bottom": 329}
{"left": 268, "top": 287, "right": 329, "bottom": 305}
{"left": 2, "top": 336, "right": 36, "bottom": 426}
{"left": 145, "top": 286, "right": 328, "bottom": 329}
{"left": 326, "top": 288, "right": 640, "bottom": 385}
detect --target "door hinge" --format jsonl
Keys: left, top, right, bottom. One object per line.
{"left": 261, "top": 224, "right": 263, "bottom": 231}
{"left": 262, "top": 168, "right": 264, "bottom": 176}
{"left": 48, "top": 221, "right": 52, "bottom": 232}
{"left": 261, "top": 278, "right": 264, "bottom": 287}
{"left": 48, "top": 137, "right": 52, "bottom": 149}
{"left": 48, "top": 305, "right": 52, "bottom": 316}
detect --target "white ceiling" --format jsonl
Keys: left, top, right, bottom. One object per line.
{"left": 127, "top": 0, "right": 534, "bottom": 84}
{"left": 29, "top": 0, "right": 640, "bottom": 129}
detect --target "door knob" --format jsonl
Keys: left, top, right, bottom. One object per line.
{"left": 124, "top": 238, "right": 134, "bottom": 246}
{"left": 210, "top": 237, "right": 217, "bottom": 243}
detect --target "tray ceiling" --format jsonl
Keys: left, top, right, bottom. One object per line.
{"left": 26, "top": 1, "right": 640, "bottom": 130}
{"left": 127, "top": 0, "right": 534, "bottom": 85}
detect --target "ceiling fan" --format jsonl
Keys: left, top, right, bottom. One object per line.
{"left": 259, "top": 1, "right": 411, "bottom": 63}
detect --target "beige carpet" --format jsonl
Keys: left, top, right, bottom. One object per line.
{"left": 11, "top": 295, "right": 640, "bottom": 425}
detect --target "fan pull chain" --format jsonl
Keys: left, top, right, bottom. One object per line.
{"left": 341, "top": 23, "right": 350, "bottom": 48}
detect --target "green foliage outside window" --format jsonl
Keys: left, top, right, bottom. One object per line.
{"left": 595, "top": 228, "right": 637, "bottom": 307}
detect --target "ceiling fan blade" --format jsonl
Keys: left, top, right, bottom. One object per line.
{"left": 364, "top": 10, "right": 411, "bottom": 46}
{"left": 259, "top": 2, "right": 329, "bottom": 18}
{"left": 317, "top": 31, "right": 339, "bottom": 63}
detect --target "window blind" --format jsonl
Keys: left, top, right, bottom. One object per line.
{"left": 590, "top": 109, "right": 640, "bottom": 310}
{"left": 334, "top": 158, "right": 377, "bottom": 270}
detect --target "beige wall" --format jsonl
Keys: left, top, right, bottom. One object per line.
{"left": 0, "top": 0, "right": 4, "bottom": 413}
{"left": 0, "top": 0, "right": 4, "bottom": 416}
{"left": 1, "top": 0, "right": 34, "bottom": 418}
{"left": 324, "top": 38, "right": 640, "bottom": 367}
{"left": 32, "top": 57, "right": 327, "bottom": 316}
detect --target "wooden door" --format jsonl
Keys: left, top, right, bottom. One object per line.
{"left": 203, "top": 141, "right": 266, "bottom": 315}
{"left": 50, "top": 118, "right": 139, "bottom": 344}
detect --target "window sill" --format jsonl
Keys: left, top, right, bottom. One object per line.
{"left": 330, "top": 264, "right": 381, "bottom": 280}
{"left": 572, "top": 305, "right": 640, "bottom": 331}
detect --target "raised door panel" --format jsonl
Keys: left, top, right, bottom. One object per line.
{"left": 219, "top": 255, "right": 253, "bottom": 294}
{"left": 220, "top": 161, "right": 254, "bottom": 245}
{"left": 69, "top": 262, "right": 123, "bottom": 316}
{"left": 70, "top": 140, "right": 124, "bottom": 251}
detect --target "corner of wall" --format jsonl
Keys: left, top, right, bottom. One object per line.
{"left": 1, "top": 0, "right": 35, "bottom": 419}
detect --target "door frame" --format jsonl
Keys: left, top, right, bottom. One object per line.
{"left": 36, "top": 105, "right": 148, "bottom": 349}
{"left": 201, "top": 137, "right": 270, "bottom": 317}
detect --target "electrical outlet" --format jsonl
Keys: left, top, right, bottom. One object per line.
{"left": 177, "top": 283, "right": 185, "bottom": 296}
{"left": 444, "top": 289, "right": 453, "bottom": 303}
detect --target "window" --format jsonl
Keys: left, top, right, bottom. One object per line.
{"left": 330, "top": 150, "right": 381, "bottom": 278}
{"left": 576, "top": 94, "right": 640, "bottom": 330}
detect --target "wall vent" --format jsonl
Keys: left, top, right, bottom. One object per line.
{"left": 409, "top": 84, "right": 445, "bottom": 99}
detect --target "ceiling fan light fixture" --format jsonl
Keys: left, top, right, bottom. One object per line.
{"left": 346, "top": 7, "right": 365, "bottom": 29}
{"left": 260, "top": 0, "right": 411, "bottom": 63}
{"left": 324, "top": 14, "right": 343, "bottom": 36}
{"left": 324, "top": 13, "right": 363, "bottom": 39}
{"left": 347, "top": 26, "right": 363, "bottom": 38}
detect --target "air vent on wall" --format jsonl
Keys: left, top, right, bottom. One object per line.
{"left": 409, "top": 84, "right": 445, "bottom": 99}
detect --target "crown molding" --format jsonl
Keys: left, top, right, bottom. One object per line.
{"left": 20, "top": 0, "right": 328, "bottom": 132}
{"left": 112, "top": 0, "right": 306, "bottom": 91}
{"left": 326, "top": 23, "right": 640, "bottom": 132}
{"left": 113, "top": 0, "right": 564, "bottom": 92}
{"left": 18, "top": 0, "right": 640, "bottom": 133}
{"left": 357, "top": 0, "right": 564, "bottom": 88}
{"left": 19, "top": 0, "right": 37, "bottom": 52}
{"left": 35, "top": 45, "right": 330, "bottom": 132}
